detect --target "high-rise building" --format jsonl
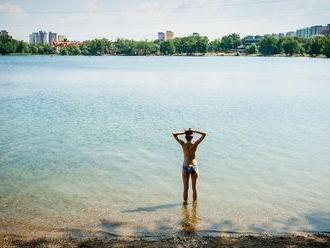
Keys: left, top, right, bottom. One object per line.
{"left": 323, "top": 24, "right": 330, "bottom": 36}
{"left": 166, "top": 31, "right": 174, "bottom": 40}
{"left": 49, "top": 32, "right": 58, "bottom": 46}
{"left": 29, "top": 32, "right": 38, "bottom": 45}
{"left": 0, "top": 30, "right": 9, "bottom": 37}
{"left": 58, "top": 35, "right": 66, "bottom": 42}
{"left": 320, "top": 25, "right": 329, "bottom": 36}
{"left": 296, "top": 27, "right": 311, "bottom": 38}
{"left": 29, "top": 31, "right": 48, "bottom": 45}
{"left": 157, "top": 32, "right": 165, "bottom": 41}
{"left": 278, "top": 33, "right": 285, "bottom": 38}
{"left": 286, "top": 31, "right": 296, "bottom": 37}
{"left": 310, "top": 25, "right": 323, "bottom": 37}
{"left": 295, "top": 24, "right": 328, "bottom": 38}
{"left": 37, "top": 31, "right": 48, "bottom": 44}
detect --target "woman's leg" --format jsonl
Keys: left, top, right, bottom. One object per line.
{"left": 182, "top": 172, "right": 189, "bottom": 204}
{"left": 191, "top": 171, "right": 199, "bottom": 202}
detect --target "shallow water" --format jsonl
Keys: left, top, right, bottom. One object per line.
{"left": 0, "top": 56, "right": 329, "bottom": 236}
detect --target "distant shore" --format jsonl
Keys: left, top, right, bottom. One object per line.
{"left": 0, "top": 52, "right": 328, "bottom": 58}
{"left": 1, "top": 233, "right": 330, "bottom": 248}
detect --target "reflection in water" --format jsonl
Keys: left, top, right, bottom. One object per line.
{"left": 181, "top": 202, "right": 198, "bottom": 234}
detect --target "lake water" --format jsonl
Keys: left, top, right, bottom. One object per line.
{"left": 0, "top": 56, "right": 329, "bottom": 237}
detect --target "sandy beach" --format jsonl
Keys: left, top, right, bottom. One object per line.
{"left": 1, "top": 233, "right": 330, "bottom": 248}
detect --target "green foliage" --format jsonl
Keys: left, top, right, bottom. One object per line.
{"left": 29, "top": 45, "right": 38, "bottom": 54}
{"left": 60, "top": 48, "right": 68, "bottom": 55}
{"left": 308, "top": 36, "right": 325, "bottom": 56}
{"left": 66, "top": 45, "right": 81, "bottom": 55}
{"left": 245, "top": 44, "right": 258, "bottom": 54}
{"left": 135, "top": 40, "right": 160, "bottom": 55}
{"left": 82, "top": 38, "right": 114, "bottom": 55}
{"left": 43, "top": 45, "right": 56, "bottom": 54}
{"left": 16, "top": 41, "right": 30, "bottom": 53}
{"left": 1, "top": 32, "right": 330, "bottom": 58}
{"left": 322, "top": 37, "right": 330, "bottom": 58}
{"left": 259, "top": 35, "right": 279, "bottom": 56}
{"left": 299, "top": 46, "right": 305, "bottom": 55}
{"left": 209, "top": 39, "right": 221, "bottom": 52}
{"left": 282, "top": 37, "right": 300, "bottom": 55}
{"left": 0, "top": 35, "right": 17, "bottom": 54}
{"left": 113, "top": 39, "right": 138, "bottom": 55}
{"left": 160, "top": 40, "right": 175, "bottom": 55}
{"left": 220, "top": 33, "right": 241, "bottom": 52}
{"left": 172, "top": 35, "right": 208, "bottom": 55}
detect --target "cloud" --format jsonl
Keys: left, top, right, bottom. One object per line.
{"left": 0, "top": 2, "right": 24, "bottom": 13}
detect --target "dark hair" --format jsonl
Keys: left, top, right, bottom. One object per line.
{"left": 185, "top": 135, "right": 193, "bottom": 142}
{"left": 185, "top": 129, "right": 193, "bottom": 136}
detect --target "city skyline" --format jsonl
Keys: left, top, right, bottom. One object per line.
{"left": 0, "top": 0, "right": 329, "bottom": 41}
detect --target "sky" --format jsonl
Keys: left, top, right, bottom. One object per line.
{"left": 0, "top": 0, "right": 329, "bottom": 41}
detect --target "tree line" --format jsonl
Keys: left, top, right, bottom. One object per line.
{"left": 1, "top": 33, "right": 330, "bottom": 58}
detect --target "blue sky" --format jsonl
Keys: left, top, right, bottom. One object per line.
{"left": 1, "top": 0, "right": 329, "bottom": 41}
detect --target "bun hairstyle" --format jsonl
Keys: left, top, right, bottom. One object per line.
{"left": 185, "top": 128, "right": 193, "bottom": 142}
{"left": 184, "top": 128, "right": 193, "bottom": 136}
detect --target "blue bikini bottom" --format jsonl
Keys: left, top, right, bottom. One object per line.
{"left": 182, "top": 165, "right": 198, "bottom": 175}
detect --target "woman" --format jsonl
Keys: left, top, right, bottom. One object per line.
{"left": 172, "top": 128, "right": 207, "bottom": 204}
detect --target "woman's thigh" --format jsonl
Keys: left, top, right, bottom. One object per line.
{"left": 191, "top": 172, "right": 199, "bottom": 189}
{"left": 182, "top": 172, "right": 190, "bottom": 188}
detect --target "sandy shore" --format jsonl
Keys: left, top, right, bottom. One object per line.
{"left": 1, "top": 233, "right": 330, "bottom": 247}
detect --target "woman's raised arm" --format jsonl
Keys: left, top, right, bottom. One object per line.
{"left": 172, "top": 131, "right": 185, "bottom": 145}
{"left": 193, "top": 130, "right": 207, "bottom": 145}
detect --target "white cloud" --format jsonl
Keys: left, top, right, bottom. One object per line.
{"left": 86, "top": 0, "right": 100, "bottom": 10}
{"left": 0, "top": 2, "right": 23, "bottom": 13}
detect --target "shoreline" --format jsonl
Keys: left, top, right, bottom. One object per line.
{"left": 1, "top": 233, "right": 330, "bottom": 247}
{"left": 0, "top": 53, "right": 328, "bottom": 58}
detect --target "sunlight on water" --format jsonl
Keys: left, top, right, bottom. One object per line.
{"left": 0, "top": 56, "right": 330, "bottom": 236}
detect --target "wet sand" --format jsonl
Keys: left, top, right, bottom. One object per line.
{"left": 1, "top": 233, "right": 330, "bottom": 248}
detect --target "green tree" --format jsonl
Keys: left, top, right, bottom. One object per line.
{"left": 220, "top": 36, "right": 233, "bottom": 51}
{"left": 195, "top": 36, "right": 208, "bottom": 54}
{"left": 0, "top": 35, "right": 16, "bottom": 54}
{"left": 134, "top": 40, "right": 159, "bottom": 55}
{"left": 322, "top": 37, "right": 330, "bottom": 58}
{"left": 83, "top": 39, "right": 114, "bottom": 55}
{"left": 220, "top": 33, "right": 240, "bottom": 52}
{"left": 36, "top": 45, "right": 45, "bottom": 54}
{"left": 308, "top": 36, "right": 324, "bottom": 56}
{"left": 282, "top": 37, "right": 300, "bottom": 56}
{"left": 160, "top": 40, "right": 175, "bottom": 55}
{"left": 43, "top": 44, "right": 56, "bottom": 54}
{"left": 299, "top": 46, "right": 305, "bottom": 56}
{"left": 171, "top": 35, "right": 209, "bottom": 55}
{"left": 16, "top": 41, "right": 30, "bottom": 53}
{"left": 277, "top": 37, "right": 284, "bottom": 54}
{"left": 209, "top": 39, "right": 221, "bottom": 52}
{"left": 29, "top": 45, "right": 38, "bottom": 54}
{"left": 66, "top": 45, "right": 81, "bottom": 55}
{"left": 60, "top": 48, "right": 68, "bottom": 55}
{"left": 230, "top": 33, "right": 241, "bottom": 49}
{"left": 173, "top": 38, "right": 185, "bottom": 54}
{"left": 259, "top": 35, "right": 279, "bottom": 56}
{"left": 245, "top": 43, "right": 258, "bottom": 54}
{"left": 114, "top": 39, "right": 136, "bottom": 55}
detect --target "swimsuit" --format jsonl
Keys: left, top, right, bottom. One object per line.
{"left": 182, "top": 165, "right": 198, "bottom": 175}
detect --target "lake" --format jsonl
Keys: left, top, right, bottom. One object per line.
{"left": 0, "top": 56, "right": 329, "bottom": 237}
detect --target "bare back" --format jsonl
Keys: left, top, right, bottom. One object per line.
{"left": 172, "top": 129, "right": 207, "bottom": 167}
{"left": 181, "top": 142, "right": 198, "bottom": 167}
